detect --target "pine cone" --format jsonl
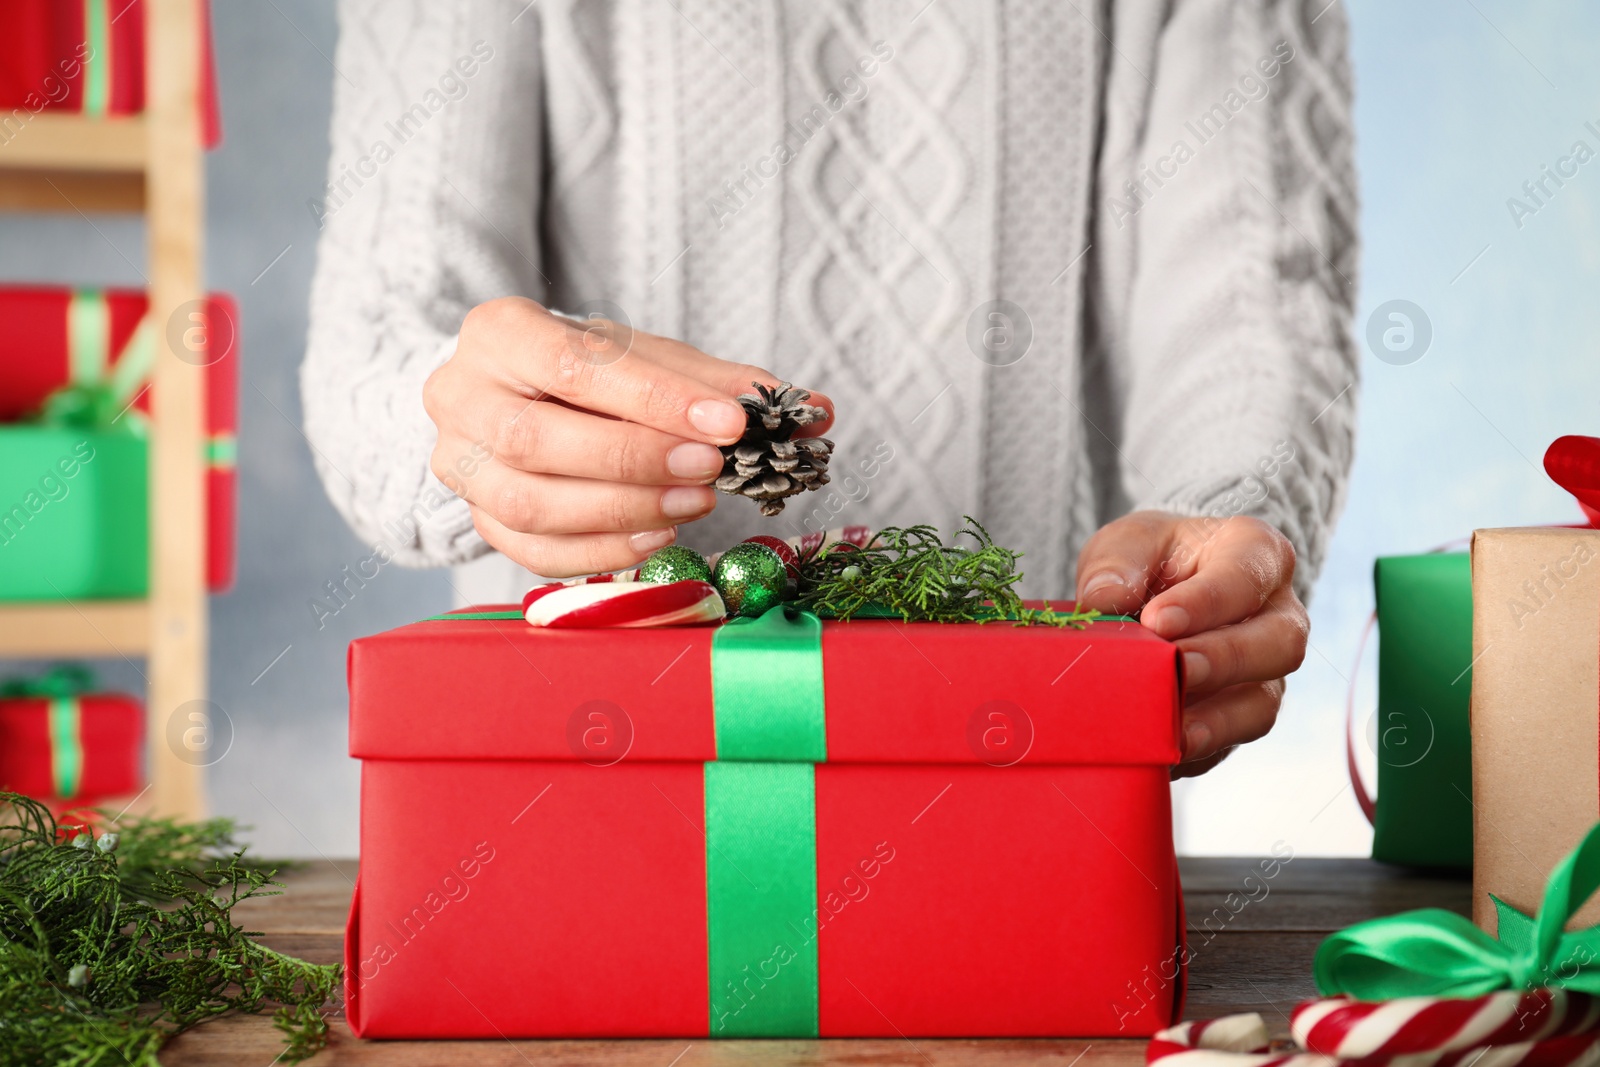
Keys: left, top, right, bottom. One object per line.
{"left": 714, "top": 382, "right": 833, "bottom": 517}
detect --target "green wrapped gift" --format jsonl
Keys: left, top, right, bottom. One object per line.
{"left": 1370, "top": 552, "right": 1473, "bottom": 869}
{"left": 0, "top": 427, "right": 148, "bottom": 601}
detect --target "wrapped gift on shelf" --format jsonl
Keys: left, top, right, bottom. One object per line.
{"left": 1472, "top": 435, "right": 1600, "bottom": 931}
{"left": 345, "top": 600, "right": 1184, "bottom": 1038}
{"left": 0, "top": 286, "right": 239, "bottom": 596}
{"left": 0, "top": 665, "right": 142, "bottom": 805}
{"left": 0, "top": 0, "right": 222, "bottom": 146}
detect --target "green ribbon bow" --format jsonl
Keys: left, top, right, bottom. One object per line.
{"left": 1, "top": 665, "right": 95, "bottom": 800}
{"left": 31, "top": 290, "right": 157, "bottom": 430}
{"left": 1316, "top": 820, "right": 1600, "bottom": 998}
{"left": 0, "top": 664, "right": 96, "bottom": 701}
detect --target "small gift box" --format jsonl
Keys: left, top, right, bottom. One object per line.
{"left": 0, "top": 286, "right": 239, "bottom": 596}
{"left": 0, "top": 0, "right": 222, "bottom": 146}
{"left": 0, "top": 665, "right": 142, "bottom": 804}
{"left": 345, "top": 601, "right": 1185, "bottom": 1038}
{"left": 1472, "top": 435, "right": 1600, "bottom": 931}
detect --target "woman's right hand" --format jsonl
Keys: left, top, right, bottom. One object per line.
{"left": 424, "top": 297, "right": 833, "bottom": 578}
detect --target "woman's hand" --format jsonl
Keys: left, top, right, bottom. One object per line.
{"left": 1074, "top": 512, "right": 1309, "bottom": 777}
{"left": 424, "top": 297, "right": 833, "bottom": 577}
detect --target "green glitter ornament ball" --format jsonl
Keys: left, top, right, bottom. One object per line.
{"left": 638, "top": 545, "right": 712, "bottom": 584}
{"left": 713, "top": 542, "right": 788, "bottom": 618}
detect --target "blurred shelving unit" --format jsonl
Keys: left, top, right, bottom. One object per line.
{"left": 0, "top": 0, "right": 209, "bottom": 819}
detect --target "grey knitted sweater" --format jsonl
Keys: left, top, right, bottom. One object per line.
{"left": 302, "top": 0, "right": 1359, "bottom": 603}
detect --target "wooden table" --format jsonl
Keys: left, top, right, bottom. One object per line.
{"left": 161, "top": 857, "right": 1470, "bottom": 1066}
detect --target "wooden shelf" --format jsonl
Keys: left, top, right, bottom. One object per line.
{"left": 0, "top": 600, "right": 151, "bottom": 657}
{"left": 0, "top": 169, "right": 144, "bottom": 213}
{"left": 0, "top": 1, "right": 210, "bottom": 819}
{"left": 0, "top": 114, "right": 147, "bottom": 173}
{"left": 0, "top": 115, "right": 149, "bottom": 214}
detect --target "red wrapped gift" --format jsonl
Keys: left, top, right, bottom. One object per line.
{"left": 0, "top": 285, "right": 240, "bottom": 590}
{"left": 0, "top": 0, "right": 222, "bottom": 146}
{"left": 345, "top": 604, "right": 1185, "bottom": 1038}
{"left": 0, "top": 665, "right": 142, "bottom": 803}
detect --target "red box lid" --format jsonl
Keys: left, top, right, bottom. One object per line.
{"left": 350, "top": 604, "right": 1183, "bottom": 767}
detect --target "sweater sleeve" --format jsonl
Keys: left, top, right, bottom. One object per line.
{"left": 1095, "top": 0, "right": 1360, "bottom": 602}
{"left": 300, "top": 0, "right": 545, "bottom": 567}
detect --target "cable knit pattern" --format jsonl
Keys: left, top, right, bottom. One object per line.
{"left": 304, "top": 0, "right": 1359, "bottom": 602}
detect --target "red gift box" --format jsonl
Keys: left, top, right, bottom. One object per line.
{"left": 0, "top": 0, "right": 222, "bottom": 146}
{"left": 0, "top": 285, "right": 240, "bottom": 590}
{"left": 0, "top": 671, "right": 142, "bottom": 803}
{"left": 345, "top": 605, "right": 1185, "bottom": 1038}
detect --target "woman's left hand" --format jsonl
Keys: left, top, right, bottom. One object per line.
{"left": 1073, "top": 511, "right": 1309, "bottom": 777}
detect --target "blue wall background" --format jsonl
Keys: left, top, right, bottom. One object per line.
{"left": 1175, "top": 0, "right": 1600, "bottom": 855}
{"left": 0, "top": 0, "right": 1595, "bottom": 856}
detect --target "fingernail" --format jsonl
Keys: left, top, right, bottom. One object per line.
{"left": 1079, "top": 571, "right": 1129, "bottom": 600}
{"left": 630, "top": 527, "right": 676, "bottom": 553}
{"left": 1182, "top": 651, "right": 1210, "bottom": 689}
{"left": 688, "top": 399, "right": 747, "bottom": 440}
{"left": 661, "top": 486, "right": 714, "bottom": 519}
{"left": 666, "top": 442, "right": 725, "bottom": 480}
{"left": 1153, "top": 606, "right": 1191, "bottom": 638}
{"left": 1183, "top": 721, "right": 1212, "bottom": 761}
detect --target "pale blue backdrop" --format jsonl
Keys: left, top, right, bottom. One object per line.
{"left": 1175, "top": 0, "right": 1600, "bottom": 855}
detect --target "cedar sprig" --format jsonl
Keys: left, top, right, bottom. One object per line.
{"left": 0, "top": 792, "right": 341, "bottom": 1067}
{"left": 795, "top": 516, "right": 1099, "bottom": 626}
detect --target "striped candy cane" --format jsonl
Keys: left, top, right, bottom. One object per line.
{"left": 523, "top": 581, "right": 725, "bottom": 628}
{"left": 1292, "top": 991, "right": 1600, "bottom": 1058}
{"left": 1150, "top": 996, "right": 1600, "bottom": 1067}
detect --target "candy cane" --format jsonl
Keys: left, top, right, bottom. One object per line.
{"left": 1292, "top": 991, "right": 1600, "bottom": 1058}
{"left": 1151, "top": 998, "right": 1600, "bottom": 1067}
{"left": 523, "top": 580, "right": 725, "bottom": 628}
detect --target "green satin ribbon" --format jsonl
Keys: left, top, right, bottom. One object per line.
{"left": 1317, "top": 820, "right": 1600, "bottom": 997}
{"left": 48, "top": 698, "right": 83, "bottom": 798}
{"left": 206, "top": 433, "right": 238, "bottom": 468}
{"left": 710, "top": 606, "right": 825, "bottom": 762}
{"left": 81, "top": 0, "right": 111, "bottom": 118}
{"left": 1, "top": 665, "right": 94, "bottom": 800}
{"left": 703, "top": 607, "right": 824, "bottom": 1034}
{"left": 704, "top": 762, "right": 820, "bottom": 1035}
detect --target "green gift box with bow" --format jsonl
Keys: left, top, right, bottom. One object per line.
{"left": 0, "top": 286, "right": 241, "bottom": 597}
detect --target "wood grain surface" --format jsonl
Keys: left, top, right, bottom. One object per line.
{"left": 160, "top": 857, "right": 1471, "bottom": 1066}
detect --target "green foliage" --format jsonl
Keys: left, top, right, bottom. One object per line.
{"left": 0, "top": 793, "right": 340, "bottom": 1066}
{"left": 796, "top": 517, "right": 1100, "bottom": 627}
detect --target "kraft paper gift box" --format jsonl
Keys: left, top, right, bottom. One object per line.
{"left": 345, "top": 604, "right": 1185, "bottom": 1038}
{"left": 0, "top": 287, "right": 239, "bottom": 596}
{"left": 1471, "top": 525, "right": 1600, "bottom": 931}
{"left": 1471, "top": 436, "right": 1600, "bottom": 930}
